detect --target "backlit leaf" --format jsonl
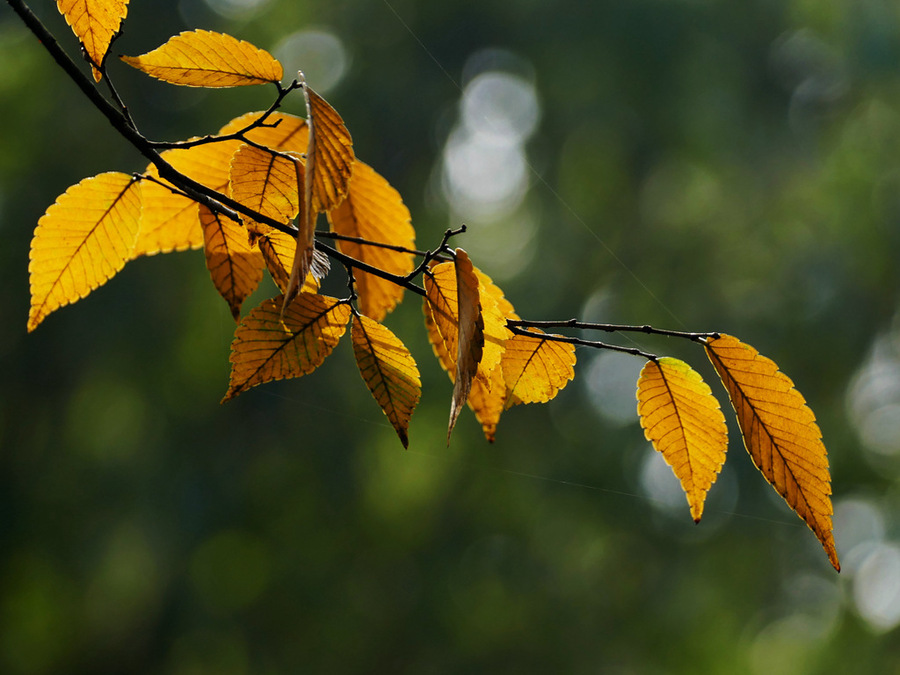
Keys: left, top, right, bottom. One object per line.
{"left": 636, "top": 357, "right": 728, "bottom": 522}
{"left": 57, "top": 0, "right": 129, "bottom": 81}
{"left": 502, "top": 330, "right": 576, "bottom": 405}
{"left": 133, "top": 162, "right": 203, "bottom": 257}
{"left": 351, "top": 314, "right": 421, "bottom": 448}
{"left": 304, "top": 84, "right": 354, "bottom": 213}
{"left": 328, "top": 161, "right": 415, "bottom": 321}
{"left": 447, "top": 250, "right": 484, "bottom": 442}
{"left": 224, "top": 294, "right": 351, "bottom": 401}
{"left": 28, "top": 172, "right": 141, "bottom": 332}
{"left": 256, "top": 229, "right": 319, "bottom": 294}
{"left": 121, "top": 30, "right": 283, "bottom": 87}
{"left": 705, "top": 334, "right": 839, "bottom": 571}
{"left": 229, "top": 144, "right": 302, "bottom": 234}
{"left": 218, "top": 111, "right": 309, "bottom": 155}
{"left": 199, "top": 205, "right": 264, "bottom": 320}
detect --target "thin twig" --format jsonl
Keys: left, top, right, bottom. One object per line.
{"left": 509, "top": 318, "right": 718, "bottom": 343}
{"left": 508, "top": 325, "right": 658, "bottom": 360}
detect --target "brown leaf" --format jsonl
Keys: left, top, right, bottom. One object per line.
{"left": 705, "top": 334, "right": 839, "bottom": 571}
{"left": 450, "top": 249, "right": 483, "bottom": 442}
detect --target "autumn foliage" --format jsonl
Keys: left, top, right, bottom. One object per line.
{"left": 17, "top": 0, "right": 839, "bottom": 570}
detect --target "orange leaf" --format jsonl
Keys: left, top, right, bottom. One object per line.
{"left": 636, "top": 357, "right": 728, "bottom": 522}
{"left": 57, "top": 0, "right": 129, "bottom": 81}
{"left": 199, "top": 205, "right": 264, "bottom": 320}
{"left": 304, "top": 84, "right": 354, "bottom": 214}
{"left": 328, "top": 161, "right": 415, "bottom": 321}
{"left": 449, "top": 250, "right": 484, "bottom": 442}
{"left": 121, "top": 30, "right": 283, "bottom": 87}
{"left": 351, "top": 314, "right": 421, "bottom": 448}
{"left": 224, "top": 294, "right": 351, "bottom": 401}
{"left": 255, "top": 229, "right": 319, "bottom": 295}
{"left": 28, "top": 172, "right": 141, "bottom": 331}
{"left": 705, "top": 334, "right": 839, "bottom": 570}
{"left": 229, "top": 144, "right": 303, "bottom": 234}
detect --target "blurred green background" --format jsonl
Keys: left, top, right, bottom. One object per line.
{"left": 3, "top": 0, "right": 900, "bottom": 672}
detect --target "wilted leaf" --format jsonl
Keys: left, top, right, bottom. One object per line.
{"left": 351, "top": 314, "right": 421, "bottom": 448}
{"left": 256, "top": 229, "right": 319, "bottom": 294}
{"left": 57, "top": 0, "right": 129, "bottom": 81}
{"left": 304, "top": 84, "right": 354, "bottom": 213}
{"left": 29, "top": 172, "right": 141, "bottom": 332}
{"left": 199, "top": 205, "right": 264, "bottom": 320}
{"left": 224, "top": 294, "right": 351, "bottom": 400}
{"left": 229, "top": 144, "right": 302, "bottom": 234}
{"left": 451, "top": 250, "right": 483, "bottom": 442}
{"left": 636, "top": 357, "right": 728, "bottom": 522}
{"left": 705, "top": 334, "right": 839, "bottom": 571}
{"left": 121, "top": 30, "right": 283, "bottom": 87}
{"left": 328, "top": 161, "right": 415, "bottom": 321}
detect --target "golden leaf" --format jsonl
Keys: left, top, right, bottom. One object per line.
{"left": 328, "top": 161, "right": 415, "bottom": 321}
{"left": 501, "top": 330, "right": 576, "bottom": 405}
{"left": 57, "top": 0, "right": 129, "bottom": 81}
{"left": 199, "top": 205, "right": 264, "bottom": 320}
{"left": 133, "top": 163, "right": 203, "bottom": 257}
{"left": 423, "top": 295, "right": 500, "bottom": 441}
{"left": 255, "top": 229, "right": 318, "bottom": 294}
{"left": 28, "top": 172, "right": 141, "bottom": 332}
{"left": 705, "top": 334, "right": 839, "bottom": 571}
{"left": 121, "top": 30, "right": 283, "bottom": 87}
{"left": 351, "top": 314, "right": 422, "bottom": 448}
{"left": 224, "top": 294, "right": 351, "bottom": 401}
{"left": 229, "top": 144, "right": 302, "bottom": 234}
{"left": 218, "top": 111, "right": 309, "bottom": 155}
{"left": 304, "top": 85, "right": 354, "bottom": 213}
{"left": 636, "top": 357, "right": 728, "bottom": 522}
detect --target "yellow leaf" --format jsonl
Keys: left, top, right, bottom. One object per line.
{"left": 351, "top": 314, "right": 422, "bottom": 448}
{"left": 304, "top": 84, "right": 354, "bottom": 213}
{"left": 219, "top": 111, "right": 309, "bottom": 155}
{"left": 133, "top": 163, "right": 203, "bottom": 257}
{"left": 229, "top": 144, "right": 302, "bottom": 234}
{"left": 199, "top": 205, "right": 264, "bottom": 320}
{"left": 328, "top": 161, "right": 415, "bottom": 321}
{"left": 28, "top": 172, "right": 141, "bottom": 332}
{"left": 121, "top": 30, "right": 283, "bottom": 87}
{"left": 424, "top": 260, "right": 514, "bottom": 442}
{"left": 636, "top": 357, "right": 728, "bottom": 523}
{"left": 57, "top": 0, "right": 129, "bottom": 81}
{"left": 224, "top": 294, "right": 351, "bottom": 401}
{"left": 501, "top": 330, "right": 576, "bottom": 405}
{"left": 255, "top": 229, "right": 319, "bottom": 295}
{"left": 471, "top": 267, "right": 510, "bottom": 381}
{"left": 705, "top": 334, "right": 839, "bottom": 571}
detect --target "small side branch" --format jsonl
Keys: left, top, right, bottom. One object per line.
{"left": 509, "top": 318, "right": 718, "bottom": 343}
{"left": 509, "top": 326, "right": 657, "bottom": 360}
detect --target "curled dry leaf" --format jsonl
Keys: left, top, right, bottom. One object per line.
{"left": 351, "top": 314, "right": 422, "bottom": 448}
{"left": 224, "top": 294, "right": 351, "bottom": 401}
{"left": 57, "top": 0, "right": 129, "bottom": 81}
{"left": 705, "top": 334, "right": 839, "bottom": 571}
{"left": 636, "top": 357, "right": 728, "bottom": 522}
{"left": 121, "top": 29, "right": 283, "bottom": 87}
{"left": 28, "top": 172, "right": 142, "bottom": 331}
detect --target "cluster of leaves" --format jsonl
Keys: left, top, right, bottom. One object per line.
{"left": 16, "top": 0, "right": 839, "bottom": 571}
